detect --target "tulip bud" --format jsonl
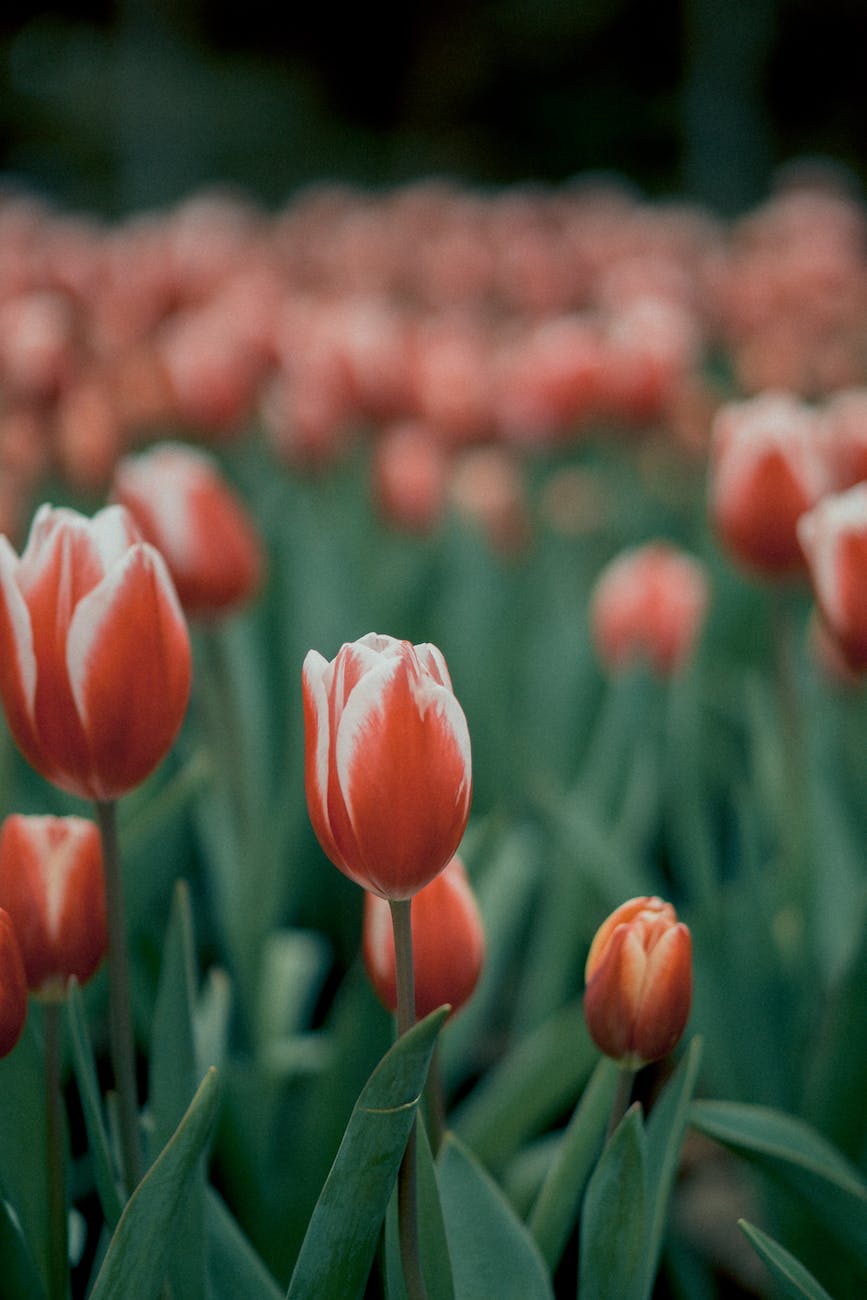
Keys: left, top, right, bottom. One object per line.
{"left": 0, "top": 503, "right": 192, "bottom": 801}
{"left": 0, "top": 908, "right": 27, "bottom": 1057}
{"left": 112, "top": 442, "right": 264, "bottom": 619}
{"left": 302, "top": 633, "right": 472, "bottom": 899}
{"left": 708, "top": 390, "right": 828, "bottom": 576}
{"left": 363, "top": 856, "right": 485, "bottom": 1020}
{"left": 0, "top": 814, "right": 107, "bottom": 998}
{"left": 590, "top": 542, "right": 709, "bottom": 677}
{"left": 583, "top": 896, "right": 692, "bottom": 1068}
{"left": 797, "top": 483, "right": 867, "bottom": 673}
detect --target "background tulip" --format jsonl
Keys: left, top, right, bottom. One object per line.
{"left": 0, "top": 503, "right": 192, "bottom": 801}
{"left": 363, "top": 856, "right": 485, "bottom": 1020}
{"left": 303, "top": 632, "right": 472, "bottom": 899}
{"left": 0, "top": 907, "right": 27, "bottom": 1058}
{"left": 583, "top": 895, "right": 692, "bottom": 1067}
{"left": 0, "top": 814, "right": 107, "bottom": 998}
{"left": 112, "top": 442, "right": 264, "bottom": 619}
{"left": 798, "top": 483, "right": 867, "bottom": 673}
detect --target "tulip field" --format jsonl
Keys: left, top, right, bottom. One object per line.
{"left": 2, "top": 173, "right": 867, "bottom": 1299}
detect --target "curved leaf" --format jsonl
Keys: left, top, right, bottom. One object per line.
{"left": 738, "top": 1220, "right": 834, "bottom": 1300}
{"left": 579, "top": 1104, "right": 647, "bottom": 1300}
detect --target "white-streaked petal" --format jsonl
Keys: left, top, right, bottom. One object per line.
{"left": 414, "top": 642, "right": 453, "bottom": 688}
{"left": 333, "top": 654, "right": 405, "bottom": 806}
{"left": 88, "top": 504, "right": 143, "bottom": 569}
{"left": 302, "top": 649, "right": 333, "bottom": 811}
{"left": 0, "top": 535, "right": 37, "bottom": 719}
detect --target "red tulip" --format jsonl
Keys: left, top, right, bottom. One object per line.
{"left": 303, "top": 633, "right": 472, "bottom": 899}
{"left": 798, "top": 483, "right": 867, "bottom": 673}
{"left": 590, "top": 541, "right": 709, "bottom": 677}
{"left": 708, "top": 390, "right": 828, "bottom": 576}
{"left": 0, "top": 908, "right": 27, "bottom": 1057}
{"left": 363, "top": 856, "right": 485, "bottom": 1019}
{"left": 584, "top": 896, "right": 692, "bottom": 1067}
{"left": 0, "top": 503, "right": 192, "bottom": 801}
{"left": 112, "top": 442, "right": 264, "bottom": 619}
{"left": 0, "top": 814, "right": 107, "bottom": 997}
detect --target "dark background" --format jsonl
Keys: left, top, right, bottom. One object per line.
{"left": 1, "top": 0, "right": 866, "bottom": 218}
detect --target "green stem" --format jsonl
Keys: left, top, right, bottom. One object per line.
{"left": 389, "top": 898, "right": 428, "bottom": 1300}
{"left": 96, "top": 799, "right": 142, "bottom": 1195}
{"left": 425, "top": 1041, "right": 447, "bottom": 1156}
{"left": 44, "top": 1000, "right": 67, "bottom": 1300}
{"left": 607, "top": 1065, "right": 635, "bottom": 1140}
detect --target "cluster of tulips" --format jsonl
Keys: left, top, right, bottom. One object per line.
{"left": 0, "top": 164, "right": 867, "bottom": 1298}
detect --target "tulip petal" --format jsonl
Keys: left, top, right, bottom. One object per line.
{"left": 302, "top": 649, "right": 350, "bottom": 876}
{"left": 0, "top": 535, "right": 37, "bottom": 727}
{"left": 633, "top": 924, "right": 692, "bottom": 1063}
{"left": 583, "top": 923, "right": 646, "bottom": 1062}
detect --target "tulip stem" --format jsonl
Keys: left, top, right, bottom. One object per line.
{"left": 607, "top": 1065, "right": 635, "bottom": 1140}
{"left": 389, "top": 898, "right": 428, "bottom": 1300}
{"left": 44, "top": 1000, "right": 67, "bottom": 1300}
{"left": 96, "top": 799, "right": 142, "bottom": 1196}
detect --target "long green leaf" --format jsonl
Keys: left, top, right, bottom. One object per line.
{"left": 0, "top": 1195, "right": 47, "bottom": 1300}
{"left": 437, "top": 1133, "right": 553, "bottom": 1300}
{"left": 738, "top": 1220, "right": 834, "bottom": 1300}
{"left": 206, "top": 1188, "right": 284, "bottom": 1300}
{"left": 88, "top": 1067, "right": 220, "bottom": 1300}
{"left": 286, "top": 1007, "right": 448, "bottom": 1300}
{"left": 579, "top": 1104, "right": 647, "bottom": 1300}
{"left": 66, "top": 980, "right": 124, "bottom": 1228}
{"left": 0, "top": 1016, "right": 49, "bottom": 1290}
{"left": 384, "top": 1117, "right": 455, "bottom": 1300}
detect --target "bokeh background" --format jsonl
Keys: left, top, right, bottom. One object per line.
{"left": 2, "top": 0, "right": 867, "bottom": 216}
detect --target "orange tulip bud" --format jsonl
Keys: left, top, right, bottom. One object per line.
{"left": 0, "top": 814, "right": 107, "bottom": 998}
{"left": 303, "top": 633, "right": 472, "bottom": 899}
{"left": 583, "top": 896, "right": 692, "bottom": 1068}
{"left": 0, "top": 503, "right": 192, "bottom": 801}
{"left": 0, "top": 908, "right": 27, "bottom": 1057}
{"left": 798, "top": 483, "right": 867, "bottom": 673}
{"left": 363, "top": 856, "right": 485, "bottom": 1020}
{"left": 590, "top": 542, "right": 709, "bottom": 677}
{"left": 112, "top": 442, "right": 264, "bottom": 619}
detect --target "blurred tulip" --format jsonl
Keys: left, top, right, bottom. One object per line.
{"left": 590, "top": 542, "right": 709, "bottom": 676}
{"left": 708, "top": 390, "right": 828, "bottom": 575}
{"left": 372, "top": 421, "right": 448, "bottom": 534}
{"left": 819, "top": 388, "right": 867, "bottom": 490}
{"left": 363, "top": 856, "right": 485, "bottom": 1020}
{"left": 303, "top": 633, "right": 472, "bottom": 899}
{"left": 112, "top": 442, "right": 264, "bottom": 619}
{"left": 0, "top": 908, "right": 27, "bottom": 1057}
{"left": 584, "top": 896, "right": 692, "bottom": 1067}
{"left": 0, "top": 503, "right": 191, "bottom": 801}
{"left": 798, "top": 483, "right": 867, "bottom": 673}
{"left": 0, "top": 814, "right": 107, "bottom": 998}
{"left": 448, "top": 446, "right": 531, "bottom": 557}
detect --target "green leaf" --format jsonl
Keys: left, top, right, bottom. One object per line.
{"left": 528, "top": 1056, "right": 619, "bottom": 1271}
{"left": 642, "top": 1038, "right": 703, "bottom": 1297}
{"left": 286, "top": 1007, "right": 448, "bottom": 1300}
{"left": 384, "top": 1117, "right": 455, "bottom": 1300}
{"left": 66, "top": 980, "right": 124, "bottom": 1228}
{"left": 0, "top": 1196, "right": 47, "bottom": 1300}
{"left": 437, "top": 1133, "right": 553, "bottom": 1300}
{"left": 206, "top": 1188, "right": 284, "bottom": 1300}
{"left": 579, "top": 1104, "right": 647, "bottom": 1300}
{"left": 88, "top": 1067, "right": 220, "bottom": 1300}
{"left": 738, "top": 1220, "right": 834, "bottom": 1300}
{"left": 690, "top": 1100, "right": 867, "bottom": 1265}
{"left": 149, "top": 879, "right": 208, "bottom": 1300}
{"left": 0, "top": 1016, "right": 49, "bottom": 1291}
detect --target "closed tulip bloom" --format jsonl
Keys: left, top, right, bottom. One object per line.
{"left": 590, "top": 542, "right": 709, "bottom": 677}
{"left": 112, "top": 443, "right": 264, "bottom": 619}
{"left": 798, "top": 483, "right": 867, "bottom": 673}
{"left": 303, "top": 633, "right": 472, "bottom": 899}
{"left": 363, "top": 856, "right": 485, "bottom": 1019}
{"left": 0, "top": 908, "right": 27, "bottom": 1057}
{"left": 0, "top": 503, "right": 192, "bottom": 801}
{"left": 709, "top": 390, "right": 828, "bottom": 575}
{"left": 584, "top": 896, "right": 692, "bottom": 1068}
{"left": 0, "top": 815, "right": 107, "bottom": 998}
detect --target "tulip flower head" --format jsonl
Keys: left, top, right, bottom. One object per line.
{"left": 303, "top": 633, "right": 472, "bottom": 899}
{"left": 798, "top": 483, "right": 867, "bottom": 674}
{"left": 708, "top": 390, "right": 828, "bottom": 576}
{"left": 583, "top": 896, "right": 692, "bottom": 1068}
{"left": 112, "top": 442, "right": 264, "bottom": 619}
{"left": 0, "top": 814, "right": 107, "bottom": 999}
{"left": 0, "top": 908, "right": 27, "bottom": 1057}
{"left": 363, "top": 856, "right": 485, "bottom": 1020}
{"left": 0, "top": 503, "right": 192, "bottom": 801}
{"left": 590, "top": 541, "right": 709, "bottom": 677}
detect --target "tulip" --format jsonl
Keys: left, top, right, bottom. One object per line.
{"left": 708, "top": 390, "right": 828, "bottom": 576}
{"left": 303, "top": 633, "right": 472, "bottom": 899}
{"left": 0, "top": 502, "right": 192, "bottom": 801}
{"left": 0, "top": 907, "right": 27, "bottom": 1057}
{"left": 590, "top": 541, "right": 709, "bottom": 677}
{"left": 583, "top": 896, "right": 692, "bottom": 1068}
{"left": 0, "top": 814, "right": 107, "bottom": 998}
{"left": 111, "top": 442, "right": 264, "bottom": 619}
{"left": 797, "top": 483, "right": 867, "bottom": 673}
{"left": 363, "top": 857, "right": 485, "bottom": 1021}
